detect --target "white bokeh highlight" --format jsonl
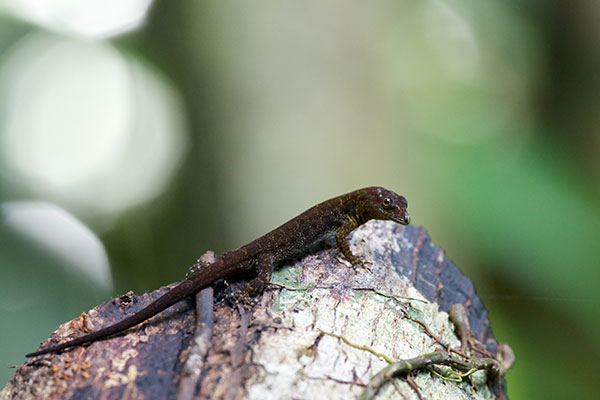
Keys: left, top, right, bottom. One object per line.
{"left": 0, "top": 32, "right": 188, "bottom": 216}
{"left": 1, "top": 201, "right": 112, "bottom": 289}
{"left": 0, "top": 0, "right": 153, "bottom": 39}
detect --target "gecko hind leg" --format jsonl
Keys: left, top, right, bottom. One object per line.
{"left": 227, "top": 255, "right": 274, "bottom": 306}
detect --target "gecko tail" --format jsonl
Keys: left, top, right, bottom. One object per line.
{"left": 26, "top": 278, "right": 199, "bottom": 358}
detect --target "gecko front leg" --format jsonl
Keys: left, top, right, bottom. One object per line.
{"left": 335, "top": 215, "right": 368, "bottom": 267}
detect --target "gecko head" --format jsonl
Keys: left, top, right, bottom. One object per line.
{"left": 359, "top": 187, "right": 410, "bottom": 225}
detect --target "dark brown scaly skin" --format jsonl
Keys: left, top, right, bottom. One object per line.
{"left": 26, "top": 187, "right": 409, "bottom": 358}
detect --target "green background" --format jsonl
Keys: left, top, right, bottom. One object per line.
{"left": 1, "top": 2, "right": 598, "bottom": 399}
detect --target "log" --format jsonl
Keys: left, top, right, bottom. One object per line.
{"left": 2, "top": 221, "right": 510, "bottom": 399}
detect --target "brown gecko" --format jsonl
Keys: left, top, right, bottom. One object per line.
{"left": 26, "top": 186, "right": 409, "bottom": 357}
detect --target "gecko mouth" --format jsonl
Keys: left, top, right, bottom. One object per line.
{"left": 393, "top": 214, "right": 410, "bottom": 225}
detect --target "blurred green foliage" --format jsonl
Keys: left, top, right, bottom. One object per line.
{"left": 1, "top": 2, "right": 599, "bottom": 399}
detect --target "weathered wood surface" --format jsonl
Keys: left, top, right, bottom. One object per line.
{"left": 2, "top": 221, "right": 508, "bottom": 400}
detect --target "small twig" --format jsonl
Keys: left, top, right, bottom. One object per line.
{"left": 225, "top": 303, "right": 250, "bottom": 400}
{"left": 448, "top": 303, "right": 495, "bottom": 359}
{"left": 176, "top": 286, "right": 214, "bottom": 400}
{"left": 361, "top": 290, "right": 472, "bottom": 359}
{"left": 358, "top": 350, "right": 504, "bottom": 400}
{"left": 387, "top": 374, "right": 408, "bottom": 400}
{"left": 232, "top": 304, "right": 250, "bottom": 368}
{"left": 402, "top": 375, "right": 424, "bottom": 400}
{"left": 304, "top": 374, "right": 367, "bottom": 388}
{"left": 400, "top": 310, "right": 469, "bottom": 359}
{"left": 177, "top": 252, "right": 216, "bottom": 400}
{"left": 448, "top": 304, "right": 470, "bottom": 354}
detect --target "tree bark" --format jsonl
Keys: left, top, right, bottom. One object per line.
{"left": 2, "top": 221, "right": 509, "bottom": 400}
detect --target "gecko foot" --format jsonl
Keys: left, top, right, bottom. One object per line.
{"left": 225, "top": 290, "right": 259, "bottom": 308}
{"left": 336, "top": 252, "right": 373, "bottom": 273}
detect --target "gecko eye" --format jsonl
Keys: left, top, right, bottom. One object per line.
{"left": 382, "top": 197, "right": 392, "bottom": 208}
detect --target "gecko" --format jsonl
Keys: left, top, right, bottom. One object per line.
{"left": 26, "top": 186, "right": 410, "bottom": 357}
